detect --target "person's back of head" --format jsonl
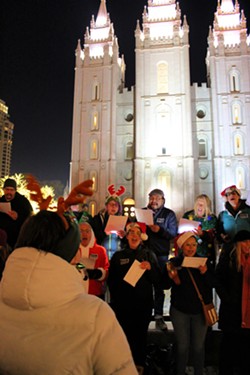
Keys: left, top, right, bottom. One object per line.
{"left": 16, "top": 210, "right": 66, "bottom": 252}
{"left": 16, "top": 210, "right": 80, "bottom": 262}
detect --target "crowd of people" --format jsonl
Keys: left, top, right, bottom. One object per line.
{"left": 0, "top": 178, "right": 250, "bottom": 375}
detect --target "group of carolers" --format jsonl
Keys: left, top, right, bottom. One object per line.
{"left": 70, "top": 184, "right": 250, "bottom": 375}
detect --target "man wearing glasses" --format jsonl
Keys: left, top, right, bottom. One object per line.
{"left": 144, "top": 188, "right": 177, "bottom": 331}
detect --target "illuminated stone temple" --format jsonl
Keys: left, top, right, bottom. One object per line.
{"left": 70, "top": 0, "right": 250, "bottom": 217}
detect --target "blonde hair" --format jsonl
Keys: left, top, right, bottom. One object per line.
{"left": 194, "top": 194, "right": 212, "bottom": 218}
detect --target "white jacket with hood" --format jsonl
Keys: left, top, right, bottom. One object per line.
{"left": 0, "top": 247, "right": 137, "bottom": 375}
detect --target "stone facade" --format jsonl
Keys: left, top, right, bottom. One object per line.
{"left": 70, "top": 0, "right": 250, "bottom": 218}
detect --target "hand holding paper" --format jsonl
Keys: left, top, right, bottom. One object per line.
{"left": 178, "top": 218, "right": 200, "bottom": 234}
{"left": 134, "top": 208, "right": 153, "bottom": 225}
{"left": 123, "top": 259, "right": 146, "bottom": 287}
{"left": 105, "top": 215, "right": 128, "bottom": 235}
{"left": 182, "top": 257, "right": 207, "bottom": 268}
{"left": 0, "top": 202, "right": 11, "bottom": 214}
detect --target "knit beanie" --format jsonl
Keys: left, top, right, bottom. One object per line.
{"left": 105, "top": 184, "right": 126, "bottom": 214}
{"left": 105, "top": 195, "right": 122, "bottom": 206}
{"left": 3, "top": 178, "right": 17, "bottom": 190}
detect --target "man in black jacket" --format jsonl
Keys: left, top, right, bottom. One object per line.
{"left": 144, "top": 188, "right": 177, "bottom": 330}
{"left": 0, "top": 178, "right": 33, "bottom": 249}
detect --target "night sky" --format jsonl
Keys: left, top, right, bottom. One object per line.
{"left": 0, "top": 0, "right": 249, "bottom": 185}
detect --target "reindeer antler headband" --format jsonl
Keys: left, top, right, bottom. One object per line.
{"left": 105, "top": 184, "right": 126, "bottom": 207}
{"left": 107, "top": 184, "right": 126, "bottom": 197}
{"left": 26, "top": 175, "right": 93, "bottom": 230}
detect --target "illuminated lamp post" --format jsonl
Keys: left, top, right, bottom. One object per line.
{"left": 123, "top": 198, "right": 136, "bottom": 222}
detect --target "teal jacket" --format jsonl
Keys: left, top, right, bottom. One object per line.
{"left": 217, "top": 200, "right": 250, "bottom": 241}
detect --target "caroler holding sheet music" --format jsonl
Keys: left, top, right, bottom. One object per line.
{"left": 92, "top": 184, "right": 127, "bottom": 259}
{"left": 107, "top": 222, "right": 161, "bottom": 373}
{"left": 163, "top": 231, "right": 215, "bottom": 375}
{"left": 182, "top": 194, "right": 217, "bottom": 267}
{"left": 0, "top": 178, "right": 33, "bottom": 249}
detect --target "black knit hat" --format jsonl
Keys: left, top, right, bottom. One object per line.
{"left": 3, "top": 178, "right": 17, "bottom": 190}
{"left": 234, "top": 230, "right": 250, "bottom": 243}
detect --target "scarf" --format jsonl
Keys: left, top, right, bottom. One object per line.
{"left": 241, "top": 253, "right": 250, "bottom": 328}
{"left": 70, "top": 228, "right": 95, "bottom": 293}
{"left": 225, "top": 199, "right": 246, "bottom": 218}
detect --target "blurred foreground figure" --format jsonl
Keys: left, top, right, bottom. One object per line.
{"left": 0, "top": 228, "right": 10, "bottom": 279}
{"left": 0, "top": 209, "right": 137, "bottom": 375}
{"left": 215, "top": 230, "right": 250, "bottom": 375}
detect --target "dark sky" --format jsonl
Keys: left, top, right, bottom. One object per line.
{"left": 0, "top": 0, "right": 249, "bottom": 185}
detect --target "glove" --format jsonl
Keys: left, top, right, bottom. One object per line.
{"left": 86, "top": 269, "right": 103, "bottom": 280}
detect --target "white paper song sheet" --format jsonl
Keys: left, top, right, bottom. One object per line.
{"left": 105, "top": 215, "right": 128, "bottom": 234}
{"left": 123, "top": 259, "right": 146, "bottom": 287}
{"left": 178, "top": 218, "right": 200, "bottom": 233}
{"left": 0, "top": 202, "right": 11, "bottom": 214}
{"left": 182, "top": 257, "right": 208, "bottom": 268}
{"left": 134, "top": 208, "right": 154, "bottom": 225}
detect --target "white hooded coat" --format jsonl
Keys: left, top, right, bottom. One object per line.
{"left": 0, "top": 247, "right": 137, "bottom": 375}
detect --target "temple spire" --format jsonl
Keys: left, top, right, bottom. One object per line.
{"left": 220, "top": 0, "right": 234, "bottom": 12}
{"left": 96, "top": 0, "right": 108, "bottom": 27}
{"left": 209, "top": 0, "right": 248, "bottom": 52}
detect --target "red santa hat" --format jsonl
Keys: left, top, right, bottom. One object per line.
{"left": 221, "top": 185, "right": 241, "bottom": 198}
{"left": 126, "top": 222, "right": 148, "bottom": 241}
{"left": 174, "top": 231, "right": 196, "bottom": 255}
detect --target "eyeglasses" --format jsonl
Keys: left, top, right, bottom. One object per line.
{"left": 225, "top": 191, "right": 237, "bottom": 197}
{"left": 149, "top": 197, "right": 163, "bottom": 202}
{"left": 107, "top": 202, "right": 119, "bottom": 207}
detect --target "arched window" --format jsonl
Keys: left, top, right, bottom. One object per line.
{"left": 156, "top": 104, "right": 171, "bottom": 155}
{"left": 157, "top": 62, "right": 168, "bottom": 94}
{"left": 232, "top": 102, "right": 242, "bottom": 125}
{"left": 92, "top": 78, "right": 100, "bottom": 101}
{"left": 125, "top": 141, "right": 134, "bottom": 160}
{"left": 90, "top": 139, "right": 98, "bottom": 159}
{"left": 229, "top": 67, "right": 240, "bottom": 92}
{"left": 89, "top": 170, "right": 97, "bottom": 191}
{"left": 198, "top": 138, "right": 208, "bottom": 159}
{"left": 91, "top": 111, "right": 99, "bottom": 130}
{"left": 236, "top": 166, "right": 245, "bottom": 189}
{"left": 234, "top": 133, "right": 244, "bottom": 155}
{"left": 156, "top": 170, "right": 171, "bottom": 207}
